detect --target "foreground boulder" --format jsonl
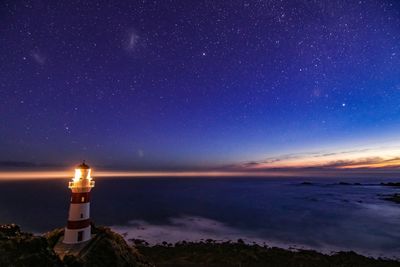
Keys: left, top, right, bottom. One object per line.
{"left": 47, "top": 226, "right": 153, "bottom": 267}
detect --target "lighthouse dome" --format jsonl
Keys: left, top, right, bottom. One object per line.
{"left": 77, "top": 161, "right": 90, "bottom": 169}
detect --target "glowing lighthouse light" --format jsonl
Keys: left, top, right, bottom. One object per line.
{"left": 63, "top": 161, "right": 95, "bottom": 244}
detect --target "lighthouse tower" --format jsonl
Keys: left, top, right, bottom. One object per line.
{"left": 63, "top": 161, "right": 95, "bottom": 244}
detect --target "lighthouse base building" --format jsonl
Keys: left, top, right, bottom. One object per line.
{"left": 63, "top": 162, "right": 95, "bottom": 244}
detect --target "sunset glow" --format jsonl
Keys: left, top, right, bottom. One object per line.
{"left": 0, "top": 170, "right": 298, "bottom": 181}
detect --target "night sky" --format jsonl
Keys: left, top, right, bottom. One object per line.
{"left": 1, "top": 1, "right": 400, "bottom": 171}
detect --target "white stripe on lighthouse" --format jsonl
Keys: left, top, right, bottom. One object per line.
{"left": 68, "top": 203, "right": 90, "bottom": 221}
{"left": 63, "top": 226, "right": 91, "bottom": 244}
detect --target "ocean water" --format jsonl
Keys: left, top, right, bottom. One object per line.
{"left": 0, "top": 177, "right": 399, "bottom": 258}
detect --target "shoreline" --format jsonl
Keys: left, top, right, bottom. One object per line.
{"left": 2, "top": 224, "right": 400, "bottom": 267}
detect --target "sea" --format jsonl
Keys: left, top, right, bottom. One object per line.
{"left": 0, "top": 176, "right": 399, "bottom": 258}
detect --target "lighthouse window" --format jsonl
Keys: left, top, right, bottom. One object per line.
{"left": 80, "top": 213, "right": 83, "bottom": 218}
{"left": 81, "top": 196, "right": 85, "bottom": 202}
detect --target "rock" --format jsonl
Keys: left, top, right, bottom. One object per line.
{"left": 73, "top": 226, "right": 153, "bottom": 267}
{"left": 2, "top": 224, "right": 400, "bottom": 267}
{"left": 138, "top": 241, "right": 400, "bottom": 267}
{"left": 0, "top": 224, "right": 63, "bottom": 267}
{"left": 1, "top": 224, "right": 153, "bottom": 267}
{"left": 381, "top": 193, "right": 400, "bottom": 204}
{"left": 381, "top": 182, "right": 400, "bottom": 187}
{"left": 49, "top": 226, "right": 153, "bottom": 267}
{"left": 299, "top": 181, "right": 313, "bottom": 185}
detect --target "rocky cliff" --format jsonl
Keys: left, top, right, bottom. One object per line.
{"left": 1, "top": 224, "right": 152, "bottom": 267}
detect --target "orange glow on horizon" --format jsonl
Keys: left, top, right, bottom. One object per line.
{"left": 248, "top": 144, "right": 400, "bottom": 170}
{"left": 0, "top": 170, "right": 302, "bottom": 180}
{"left": 336, "top": 158, "right": 400, "bottom": 169}
{"left": 1, "top": 143, "right": 400, "bottom": 181}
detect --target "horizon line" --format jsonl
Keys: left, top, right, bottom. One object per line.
{"left": 0, "top": 168, "right": 399, "bottom": 180}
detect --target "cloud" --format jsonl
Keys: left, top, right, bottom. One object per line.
{"left": 317, "top": 148, "right": 372, "bottom": 157}
{"left": 319, "top": 157, "right": 384, "bottom": 169}
{"left": 327, "top": 157, "right": 400, "bottom": 169}
{"left": 238, "top": 152, "right": 316, "bottom": 168}
{"left": 236, "top": 145, "right": 400, "bottom": 170}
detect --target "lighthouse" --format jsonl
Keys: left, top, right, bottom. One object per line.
{"left": 63, "top": 161, "right": 95, "bottom": 244}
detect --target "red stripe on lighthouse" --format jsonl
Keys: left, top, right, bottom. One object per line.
{"left": 67, "top": 219, "right": 91, "bottom": 229}
{"left": 70, "top": 192, "right": 91, "bottom": 203}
